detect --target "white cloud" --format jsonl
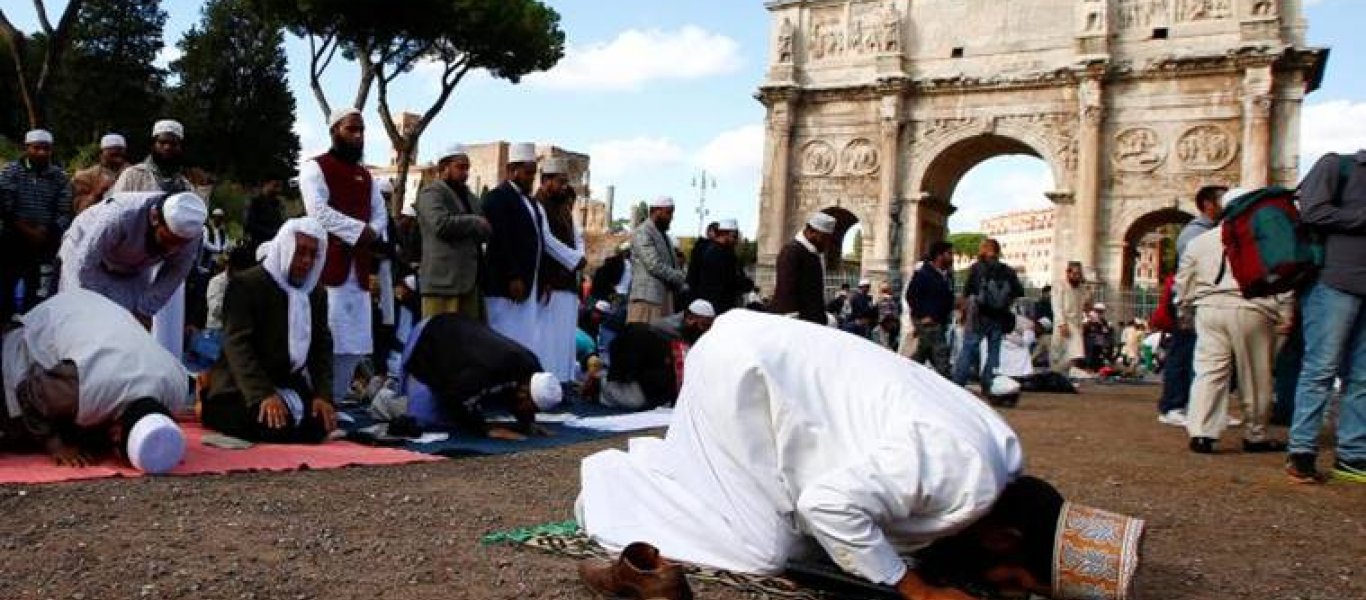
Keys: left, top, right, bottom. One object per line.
{"left": 1300, "top": 100, "right": 1366, "bottom": 167}
{"left": 694, "top": 124, "right": 765, "bottom": 180}
{"left": 526, "top": 26, "right": 743, "bottom": 92}
{"left": 588, "top": 136, "right": 687, "bottom": 181}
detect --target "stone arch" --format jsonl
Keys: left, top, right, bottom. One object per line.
{"left": 911, "top": 125, "right": 1068, "bottom": 205}
{"left": 819, "top": 206, "right": 863, "bottom": 267}
{"left": 1117, "top": 207, "right": 1193, "bottom": 290}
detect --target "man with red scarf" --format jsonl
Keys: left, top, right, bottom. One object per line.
{"left": 300, "top": 108, "right": 389, "bottom": 403}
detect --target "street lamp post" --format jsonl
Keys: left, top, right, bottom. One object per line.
{"left": 692, "top": 170, "right": 717, "bottom": 237}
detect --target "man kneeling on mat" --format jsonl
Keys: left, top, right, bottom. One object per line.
{"left": 203, "top": 218, "right": 337, "bottom": 444}
{"left": 577, "top": 310, "right": 1144, "bottom": 600}
{"left": 402, "top": 314, "right": 562, "bottom": 441}
{"left": 1, "top": 290, "right": 187, "bottom": 473}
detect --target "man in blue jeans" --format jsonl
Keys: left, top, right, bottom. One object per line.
{"left": 953, "top": 238, "right": 1023, "bottom": 402}
{"left": 1288, "top": 151, "right": 1366, "bottom": 484}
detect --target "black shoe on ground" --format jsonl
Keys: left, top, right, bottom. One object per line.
{"left": 1286, "top": 453, "right": 1324, "bottom": 485}
{"left": 1189, "top": 437, "right": 1216, "bottom": 454}
{"left": 1243, "top": 439, "right": 1287, "bottom": 453}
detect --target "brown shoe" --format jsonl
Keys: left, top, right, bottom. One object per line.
{"left": 578, "top": 542, "right": 693, "bottom": 600}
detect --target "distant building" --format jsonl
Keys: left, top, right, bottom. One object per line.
{"left": 981, "top": 208, "right": 1056, "bottom": 288}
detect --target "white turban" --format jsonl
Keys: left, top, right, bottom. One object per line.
{"left": 262, "top": 217, "right": 329, "bottom": 372}
{"left": 542, "top": 157, "right": 569, "bottom": 175}
{"left": 807, "top": 212, "right": 837, "bottom": 234}
{"left": 24, "top": 129, "right": 53, "bottom": 145}
{"left": 161, "top": 192, "right": 208, "bottom": 240}
{"left": 530, "top": 372, "right": 562, "bottom": 411}
{"left": 152, "top": 120, "right": 184, "bottom": 139}
{"left": 687, "top": 299, "right": 716, "bottom": 318}
{"left": 508, "top": 142, "right": 537, "bottom": 164}
{"left": 649, "top": 196, "right": 674, "bottom": 209}
{"left": 126, "top": 413, "right": 185, "bottom": 474}
{"left": 100, "top": 133, "right": 126, "bottom": 149}
{"left": 328, "top": 107, "right": 361, "bottom": 129}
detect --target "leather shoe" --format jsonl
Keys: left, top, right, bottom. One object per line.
{"left": 1242, "top": 439, "right": 1287, "bottom": 453}
{"left": 1189, "top": 437, "right": 1216, "bottom": 454}
{"left": 579, "top": 542, "right": 693, "bottom": 600}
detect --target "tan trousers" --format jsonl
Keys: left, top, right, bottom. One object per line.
{"left": 422, "top": 291, "right": 484, "bottom": 322}
{"left": 1186, "top": 306, "right": 1278, "bottom": 442}
{"left": 627, "top": 298, "right": 672, "bottom": 324}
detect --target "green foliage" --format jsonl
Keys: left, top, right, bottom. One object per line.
{"left": 47, "top": 0, "right": 167, "bottom": 161}
{"left": 209, "top": 182, "right": 251, "bottom": 236}
{"left": 948, "top": 232, "right": 986, "bottom": 256}
{"left": 65, "top": 141, "right": 101, "bottom": 172}
{"left": 169, "top": 0, "right": 299, "bottom": 184}
{"left": 0, "top": 136, "right": 19, "bottom": 162}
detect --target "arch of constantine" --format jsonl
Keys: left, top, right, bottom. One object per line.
{"left": 754, "top": 0, "right": 1326, "bottom": 298}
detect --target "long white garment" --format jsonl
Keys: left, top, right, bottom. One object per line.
{"left": 3, "top": 289, "right": 189, "bottom": 422}
{"left": 982, "top": 314, "right": 1037, "bottom": 378}
{"left": 577, "top": 310, "right": 1023, "bottom": 585}
{"left": 151, "top": 282, "right": 185, "bottom": 359}
{"left": 543, "top": 290, "right": 580, "bottom": 382}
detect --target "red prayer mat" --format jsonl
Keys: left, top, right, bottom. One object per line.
{"left": 0, "top": 422, "right": 441, "bottom": 485}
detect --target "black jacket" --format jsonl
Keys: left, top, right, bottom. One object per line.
{"left": 481, "top": 181, "right": 542, "bottom": 299}
{"left": 771, "top": 239, "right": 825, "bottom": 324}
{"left": 906, "top": 262, "right": 955, "bottom": 324}
{"left": 694, "top": 243, "right": 751, "bottom": 314}
{"left": 607, "top": 323, "right": 677, "bottom": 406}
{"left": 405, "top": 314, "right": 542, "bottom": 433}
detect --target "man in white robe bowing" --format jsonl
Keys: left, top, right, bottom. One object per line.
{"left": 481, "top": 143, "right": 583, "bottom": 371}
{"left": 577, "top": 310, "right": 1144, "bottom": 600}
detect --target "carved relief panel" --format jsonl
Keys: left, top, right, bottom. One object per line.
{"left": 793, "top": 134, "right": 882, "bottom": 216}
{"left": 806, "top": 1, "right": 902, "bottom": 62}
{"left": 1112, "top": 127, "right": 1166, "bottom": 172}
{"left": 1177, "top": 0, "right": 1232, "bottom": 22}
{"left": 1175, "top": 124, "right": 1237, "bottom": 171}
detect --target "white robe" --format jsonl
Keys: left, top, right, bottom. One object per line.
{"left": 982, "top": 314, "right": 1037, "bottom": 378}
{"left": 542, "top": 225, "right": 586, "bottom": 382}
{"left": 577, "top": 310, "right": 1023, "bottom": 585}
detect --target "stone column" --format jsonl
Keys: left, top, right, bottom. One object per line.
{"left": 1241, "top": 63, "right": 1274, "bottom": 189}
{"left": 1074, "top": 75, "right": 1105, "bottom": 281}
{"left": 866, "top": 92, "right": 905, "bottom": 282}
{"left": 756, "top": 88, "right": 799, "bottom": 289}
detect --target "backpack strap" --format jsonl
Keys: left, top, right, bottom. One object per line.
{"left": 1214, "top": 250, "right": 1227, "bottom": 287}
{"left": 1333, "top": 154, "right": 1353, "bottom": 207}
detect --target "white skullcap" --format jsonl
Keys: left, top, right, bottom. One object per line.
{"left": 100, "top": 133, "right": 126, "bottom": 149}
{"left": 161, "top": 192, "right": 208, "bottom": 240}
{"left": 152, "top": 120, "right": 184, "bottom": 139}
{"left": 594, "top": 300, "right": 613, "bottom": 313}
{"left": 441, "top": 143, "right": 468, "bottom": 159}
{"left": 378, "top": 178, "right": 394, "bottom": 195}
{"left": 403, "top": 275, "right": 417, "bottom": 290}
{"left": 23, "top": 129, "right": 53, "bottom": 145}
{"left": 1093, "top": 302, "right": 1107, "bottom": 311}
{"left": 858, "top": 279, "right": 871, "bottom": 287}
{"left": 1221, "top": 187, "right": 1252, "bottom": 208}
{"left": 529, "top": 372, "right": 562, "bottom": 411}
{"left": 717, "top": 219, "right": 739, "bottom": 231}
{"left": 807, "top": 212, "right": 837, "bottom": 234}
{"left": 687, "top": 299, "right": 715, "bottom": 318}
{"left": 649, "top": 196, "right": 674, "bottom": 208}
{"left": 328, "top": 107, "right": 360, "bottom": 128}
{"left": 401, "top": 199, "right": 416, "bottom": 217}
{"left": 211, "top": 208, "right": 225, "bottom": 217}
{"left": 990, "top": 375, "right": 1022, "bottom": 397}
{"left": 508, "top": 142, "right": 537, "bottom": 164}
{"left": 541, "top": 157, "right": 569, "bottom": 175}
{"left": 126, "top": 413, "right": 185, "bottom": 474}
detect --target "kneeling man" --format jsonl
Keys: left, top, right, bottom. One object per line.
{"left": 1, "top": 290, "right": 187, "bottom": 473}
{"left": 403, "top": 313, "right": 562, "bottom": 441}
{"left": 578, "top": 310, "right": 1143, "bottom": 600}
{"left": 203, "top": 218, "right": 337, "bottom": 443}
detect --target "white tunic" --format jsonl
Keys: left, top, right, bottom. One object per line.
{"left": 577, "top": 310, "right": 1023, "bottom": 585}
{"left": 299, "top": 158, "right": 389, "bottom": 355}
{"left": 3, "top": 289, "right": 189, "bottom": 423}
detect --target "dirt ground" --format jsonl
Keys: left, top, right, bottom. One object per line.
{"left": 0, "top": 384, "right": 1361, "bottom": 600}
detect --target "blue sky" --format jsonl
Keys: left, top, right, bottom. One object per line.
{"left": 9, "top": 0, "right": 1366, "bottom": 237}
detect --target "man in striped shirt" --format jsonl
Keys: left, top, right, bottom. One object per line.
{"left": 0, "top": 129, "right": 72, "bottom": 323}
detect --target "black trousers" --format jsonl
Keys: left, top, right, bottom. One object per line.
{"left": 202, "top": 388, "right": 329, "bottom": 445}
{"left": 0, "top": 232, "right": 50, "bottom": 323}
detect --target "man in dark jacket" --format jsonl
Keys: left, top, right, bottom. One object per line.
{"left": 906, "top": 241, "right": 956, "bottom": 376}
{"left": 694, "top": 219, "right": 752, "bottom": 314}
{"left": 686, "top": 221, "right": 719, "bottom": 296}
{"left": 204, "top": 218, "right": 337, "bottom": 444}
{"left": 771, "top": 212, "right": 836, "bottom": 325}
{"left": 952, "top": 238, "right": 1024, "bottom": 388}
{"left": 416, "top": 144, "right": 490, "bottom": 320}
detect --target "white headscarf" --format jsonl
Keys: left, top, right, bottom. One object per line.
{"left": 261, "top": 218, "right": 328, "bottom": 372}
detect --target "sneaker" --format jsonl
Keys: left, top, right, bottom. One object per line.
{"left": 1286, "top": 453, "right": 1324, "bottom": 484}
{"left": 1332, "top": 458, "right": 1366, "bottom": 484}
{"left": 1157, "top": 410, "right": 1188, "bottom": 427}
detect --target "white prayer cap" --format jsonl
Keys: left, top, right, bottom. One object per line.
{"left": 529, "top": 372, "right": 562, "bottom": 411}
{"left": 1221, "top": 187, "right": 1252, "bottom": 208}
{"left": 807, "top": 212, "right": 837, "bottom": 234}
{"left": 23, "top": 129, "right": 53, "bottom": 145}
{"left": 328, "top": 107, "right": 361, "bottom": 128}
{"left": 594, "top": 300, "right": 613, "bottom": 313}
{"left": 161, "top": 192, "right": 208, "bottom": 240}
{"left": 508, "top": 142, "right": 537, "bottom": 164}
{"left": 440, "top": 143, "right": 468, "bottom": 160}
{"left": 541, "top": 157, "right": 569, "bottom": 175}
{"left": 378, "top": 178, "right": 394, "bottom": 195}
{"left": 990, "top": 375, "right": 1021, "bottom": 397}
{"left": 717, "top": 219, "right": 739, "bottom": 231}
{"left": 126, "top": 413, "right": 185, "bottom": 474}
{"left": 152, "top": 119, "right": 184, "bottom": 139}
{"left": 1093, "top": 302, "right": 1107, "bottom": 311}
{"left": 687, "top": 299, "right": 716, "bottom": 318}
{"left": 858, "top": 278, "right": 871, "bottom": 287}
{"left": 211, "top": 208, "right": 225, "bottom": 217}
{"left": 403, "top": 275, "right": 417, "bottom": 290}
{"left": 649, "top": 196, "right": 674, "bottom": 209}
{"left": 100, "top": 133, "right": 126, "bottom": 149}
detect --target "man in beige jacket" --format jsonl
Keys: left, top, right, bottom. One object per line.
{"left": 1175, "top": 189, "right": 1294, "bottom": 454}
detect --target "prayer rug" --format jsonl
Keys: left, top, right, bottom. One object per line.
{"left": 0, "top": 421, "right": 440, "bottom": 485}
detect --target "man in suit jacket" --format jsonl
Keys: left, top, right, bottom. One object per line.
{"left": 628, "top": 196, "right": 689, "bottom": 323}
{"left": 203, "top": 218, "right": 337, "bottom": 444}
{"left": 416, "top": 144, "right": 491, "bottom": 321}
{"left": 771, "top": 212, "right": 836, "bottom": 325}
{"left": 694, "top": 219, "right": 752, "bottom": 314}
